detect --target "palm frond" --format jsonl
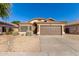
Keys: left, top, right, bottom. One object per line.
{"left": 0, "top": 3, "right": 11, "bottom": 19}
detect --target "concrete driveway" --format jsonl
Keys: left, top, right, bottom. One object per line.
{"left": 40, "top": 35, "right": 79, "bottom": 56}
{"left": 0, "top": 35, "right": 79, "bottom": 56}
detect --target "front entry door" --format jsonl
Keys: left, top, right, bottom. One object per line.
{"left": 2, "top": 27, "right": 6, "bottom": 32}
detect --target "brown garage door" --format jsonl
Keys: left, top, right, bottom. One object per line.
{"left": 40, "top": 25, "right": 62, "bottom": 35}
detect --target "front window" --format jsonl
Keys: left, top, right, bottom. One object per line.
{"left": 29, "top": 26, "right": 32, "bottom": 31}
{"left": 20, "top": 26, "right": 28, "bottom": 32}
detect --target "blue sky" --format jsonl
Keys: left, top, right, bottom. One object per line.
{"left": 1, "top": 3, "right": 79, "bottom": 22}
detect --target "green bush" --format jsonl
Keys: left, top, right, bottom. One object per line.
{"left": 12, "top": 32, "right": 19, "bottom": 36}
{"left": 6, "top": 32, "right": 12, "bottom": 35}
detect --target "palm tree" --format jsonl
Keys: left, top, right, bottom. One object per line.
{"left": 0, "top": 3, "right": 11, "bottom": 18}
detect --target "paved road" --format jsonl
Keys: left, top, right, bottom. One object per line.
{"left": 0, "top": 35, "right": 79, "bottom": 56}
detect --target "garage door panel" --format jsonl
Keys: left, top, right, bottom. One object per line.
{"left": 40, "top": 25, "right": 62, "bottom": 35}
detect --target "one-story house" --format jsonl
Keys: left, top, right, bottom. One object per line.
{"left": 0, "top": 21, "right": 18, "bottom": 34}
{"left": 64, "top": 22, "right": 79, "bottom": 34}
{"left": 19, "top": 18, "right": 65, "bottom": 35}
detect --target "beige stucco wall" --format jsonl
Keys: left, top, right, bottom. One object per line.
{"left": 19, "top": 24, "right": 33, "bottom": 36}
{"left": 13, "top": 28, "right": 19, "bottom": 32}
{"left": 19, "top": 23, "right": 65, "bottom": 35}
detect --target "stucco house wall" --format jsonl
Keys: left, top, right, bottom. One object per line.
{"left": 19, "top": 23, "right": 33, "bottom": 36}
{"left": 19, "top": 18, "right": 65, "bottom": 35}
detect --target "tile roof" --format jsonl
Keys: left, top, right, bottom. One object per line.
{"left": 19, "top": 22, "right": 33, "bottom": 25}
{"left": 0, "top": 21, "right": 18, "bottom": 27}
{"left": 65, "top": 22, "right": 79, "bottom": 26}
{"left": 36, "top": 22, "right": 65, "bottom": 24}
{"left": 46, "top": 18, "right": 55, "bottom": 21}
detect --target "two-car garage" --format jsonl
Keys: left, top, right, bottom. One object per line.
{"left": 39, "top": 25, "right": 62, "bottom": 35}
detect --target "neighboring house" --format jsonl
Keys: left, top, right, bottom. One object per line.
{"left": 64, "top": 22, "right": 79, "bottom": 34}
{"left": 0, "top": 21, "right": 18, "bottom": 34}
{"left": 19, "top": 18, "right": 65, "bottom": 35}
